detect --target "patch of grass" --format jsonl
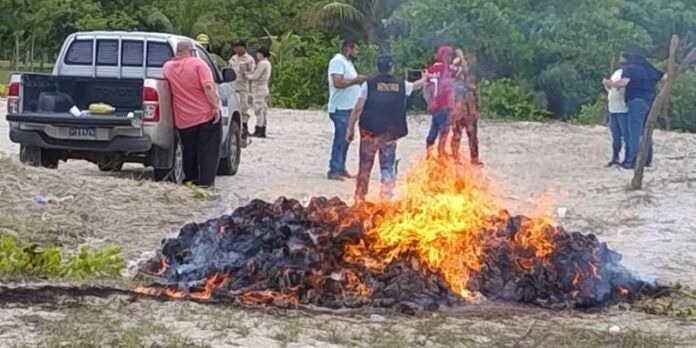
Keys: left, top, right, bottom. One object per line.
{"left": 365, "top": 326, "right": 412, "bottom": 348}
{"left": 0, "top": 233, "right": 123, "bottom": 280}
{"left": 413, "top": 316, "right": 447, "bottom": 342}
{"left": 429, "top": 327, "right": 463, "bottom": 347}
{"left": 234, "top": 322, "right": 253, "bottom": 338}
{"left": 314, "top": 325, "right": 352, "bottom": 346}
{"left": 33, "top": 311, "right": 212, "bottom": 348}
{"left": 199, "top": 315, "right": 254, "bottom": 339}
{"left": 193, "top": 308, "right": 259, "bottom": 339}
{"left": 185, "top": 182, "right": 216, "bottom": 200}
{"left": 273, "top": 323, "right": 301, "bottom": 347}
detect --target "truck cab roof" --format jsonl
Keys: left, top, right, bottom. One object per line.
{"left": 69, "top": 31, "right": 192, "bottom": 44}
{"left": 54, "top": 31, "right": 213, "bottom": 80}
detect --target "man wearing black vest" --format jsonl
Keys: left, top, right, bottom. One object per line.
{"left": 346, "top": 55, "right": 427, "bottom": 203}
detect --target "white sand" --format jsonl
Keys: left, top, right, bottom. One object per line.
{"left": 2, "top": 100, "right": 695, "bottom": 287}
{"left": 3, "top": 99, "right": 696, "bottom": 347}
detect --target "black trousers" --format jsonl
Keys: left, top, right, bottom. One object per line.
{"left": 177, "top": 119, "right": 222, "bottom": 186}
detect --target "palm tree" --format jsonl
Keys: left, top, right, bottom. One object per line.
{"left": 146, "top": 0, "right": 213, "bottom": 37}
{"left": 263, "top": 29, "right": 304, "bottom": 67}
{"left": 295, "top": 0, "right": 407, "bottom": 49}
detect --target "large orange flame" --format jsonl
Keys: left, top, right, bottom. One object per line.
{"left": 345, "top": 157, "right": 555, "bottom": 298}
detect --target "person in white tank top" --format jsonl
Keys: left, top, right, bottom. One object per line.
{"left": 603, "top": 68, "right": 628, "bottom": 166}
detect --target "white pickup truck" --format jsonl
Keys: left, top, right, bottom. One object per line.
{"left": 5, "top": 31, "right": 242, "bottom": 182}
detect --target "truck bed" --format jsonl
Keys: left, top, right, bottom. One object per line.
{"left": 18, "top": 73, "right": 144, "bottom": 114}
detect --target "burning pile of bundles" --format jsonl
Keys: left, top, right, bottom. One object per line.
{"left": 139, "top": 162, "right": 655, "bottom": 312}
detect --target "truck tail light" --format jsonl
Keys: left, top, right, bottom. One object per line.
{"left": 142, "top": 86, "right": 160, "bottom": 122}
{"left": 7, "top": 82, "right": 20, "bottom": 114}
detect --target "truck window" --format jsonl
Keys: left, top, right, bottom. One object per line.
{"left": 97, "top": 39, "right": 119, "bottom": 66}
{"left": 147, "top": 41, "right": 173, "bottom": 67}
{"left": 122, "top": 41, "right": 144, "bottom": 67}
{"left": 64, "top": 39, "right": 94, "bottom": 65}
{"left": 195, "top": 47, "right": 221, "bottom": 82}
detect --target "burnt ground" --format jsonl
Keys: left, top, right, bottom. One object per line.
{"left": 1, "top": 99, "right": 696, "bottom": 347}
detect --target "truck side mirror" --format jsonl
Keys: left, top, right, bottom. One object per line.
{"left": 222, "top": 68, "right": 236, "bottom": 83}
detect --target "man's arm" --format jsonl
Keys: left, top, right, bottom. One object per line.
{"left": 203, "top": 83, "right": 221, "bottom": 122}
{"left": 198, "top": 62, "right": 221, "bottom": 122}
{"left": 247, "top": 56, "right": 256, "bottom": 73}
{"left": 329, "top": 58, "right": 366, "bottom": 88}
{"left": 346, "top": 98, "right": 365, "bottom": 143}
{"left": 332, "top": 73, "right": 366, "bottom": 89}
{"left": 246, "top": 60, "right": 267, "bottom": 81}
{"left": 347, "top": 82, "right": 367, "bottom": 142}
{"left": 410, "top": 70, "right": 430, "bottom": 91}
{"left": 610, "top": 78, "right": 630, "bottom": 88}
{"left": 609, "top": 67, "right": 633, "bottom": 88}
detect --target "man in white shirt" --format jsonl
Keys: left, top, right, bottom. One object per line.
{"left": 603, "top": 67, "right": 629, "bottom": 167}
{"left": 327, "top": 40, "right": 367, "bottom": 181}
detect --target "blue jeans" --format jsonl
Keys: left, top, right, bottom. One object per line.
{"left": 356, "top": 132, "right": 397, "bottom": 200}
{"left": 624, "top": 99, "right": 653, "bottom": 168}
{"left": 608, "top": 112, "right": 628, "bottom": 161}
{"left": 426, "top": 109, "right": 451, "bottom": 156}
{"left": 328, "top": 109, "right": 351, "bottom": 175}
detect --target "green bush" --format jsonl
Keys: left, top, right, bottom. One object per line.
{"left": 572, "top": 95, "right": 606, "bottom": 125}
{"left": 669, "top": 70, "right": 696, "bottom": 132}
{"left": 0, "top": 235, "right": 123, "bottom": 279}
{"left": 270, "top": 35, "right": 378, "bottom": 109}
{"left": 479, "top": 78, "right": 552, "bottom": 121}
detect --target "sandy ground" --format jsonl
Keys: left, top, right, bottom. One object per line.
{"left": 1, "top": 98, "right": 696, "bottom": 347}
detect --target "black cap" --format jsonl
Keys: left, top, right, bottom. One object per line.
{"left": 232, "top": 39, "right": 247, "bottom": 48}
{"left": 377, "top": 55, "right": 394, "bottom": 73}
{"left": 257, "top": 46, "right": 270, "bottom": 58}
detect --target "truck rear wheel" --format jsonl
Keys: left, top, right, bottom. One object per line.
{"left": 153, "top": 134, "right": 184, "bottom": 184}
{"left": 19, "top": 145, "right": 59, "bottom": 169}
{"left": 217, "top": 121, "right": 241, "bottom": 176}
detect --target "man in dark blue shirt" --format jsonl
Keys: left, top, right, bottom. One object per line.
{"left": 346, "top": 55, "right": 427, "bottom": 203}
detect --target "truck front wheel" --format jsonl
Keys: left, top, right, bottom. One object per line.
{"left": 19, "top": 145, "right": 59, "bottom": 169}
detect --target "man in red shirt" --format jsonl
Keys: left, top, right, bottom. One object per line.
{"left": 163, "top": 40, "right": 222, "bottom": 187}
{"left": 424, "top": 45, "right": 456, "bottom": 158}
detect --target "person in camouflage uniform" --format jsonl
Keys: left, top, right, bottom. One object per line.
{"left": 228, "top": 39, "right": 256, "bottom": 145}
{"left": 244, "top": 46, "right": 272, "bottom": 138}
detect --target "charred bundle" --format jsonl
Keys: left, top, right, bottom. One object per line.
{"left": 469, "top": 213, "right": 653, "bottom": 308}
{"left": 142, "top": 197, "right": 653, "bottom": 311}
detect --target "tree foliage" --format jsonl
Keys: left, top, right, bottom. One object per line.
{"left": 1, "top": 0, "right": 696, "bottom": 130}
{"left": 294, "top": 0, "right": 406, "bottom": 48}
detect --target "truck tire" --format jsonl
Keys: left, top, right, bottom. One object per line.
{"left": 153, "top": 134, "right": 184, "bottom": 184}
{"left": 217, "top": 121, "right": 241, "bottom": 176}
{"left": 19, "top": 144, "right": 59, "bottom": 169}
